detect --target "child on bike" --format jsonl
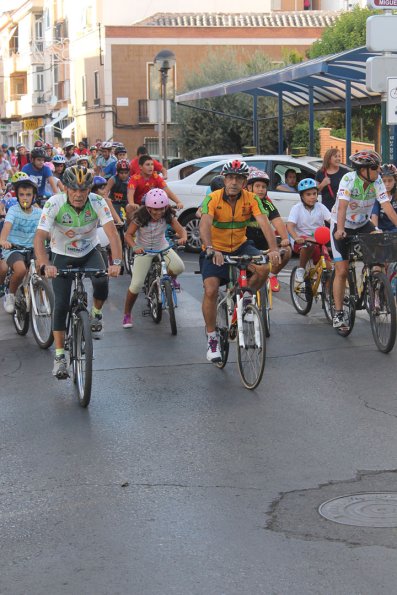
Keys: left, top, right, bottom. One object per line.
{"left": 287, "top": 178, "right": 332, "bottom": 283}
{"left": 122, "top": 188, "right": 187, "bottom": 328}
{"left": 246, "top": 168, "right": 291, "bottom": 292}
{"left": 0, "top": 174, "right": 41, "bottom": 313}
{"left": 371, "top": 164, "right": 397, "bottom": 232}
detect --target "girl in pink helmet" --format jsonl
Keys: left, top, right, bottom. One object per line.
{"left": 122, "top": 189, "right": 187, "bottom": 328}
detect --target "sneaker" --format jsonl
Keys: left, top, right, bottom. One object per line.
{"left": 52, "top": 355, "right": 69, "bottom": 379}
{"left": 295, "top": 268, "right": 305, "bottom": 283}
{"left": 90, "top": 313, "right": 103, "bottom": 339}
{"left": 269, "top": 275, "right": 280, "bottom": 292}
{"left": 206, "top": 336, "right": 222, "bottom": 363}
{"left": 4, "top": 293, "right": 15, "bottom": 314}
{"left": 332, "top": 310, "right": 345, "bottom": 329}
{"left": 122, "top": 313, "right": 133, "bottom": 328}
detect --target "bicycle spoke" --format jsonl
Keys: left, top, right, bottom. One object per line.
{"left": 237, "top": 304, "right": 265, "bottom": 389}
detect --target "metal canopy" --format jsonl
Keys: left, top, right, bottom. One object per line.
{"left": 175, "top": 46, "right": 397, "bottom": 157}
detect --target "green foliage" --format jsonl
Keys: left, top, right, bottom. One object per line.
{"left": 290, "top": 121, "right": 320, "bottom": 156}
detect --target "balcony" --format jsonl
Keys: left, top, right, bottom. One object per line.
{"left": 4, "top": 52, "right": 28, "bottom": 75}
{"left": 138, "top": 99, "right": 174, "bottom": 124}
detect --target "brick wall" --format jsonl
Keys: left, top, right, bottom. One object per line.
{"left": 319, "top": 128, "right": 375, "bottom": 164}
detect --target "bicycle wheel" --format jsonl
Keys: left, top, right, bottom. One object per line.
{"left": 259, "top": 283, "right": 271, "bottom": 338}
{"left": 148, "top": 279, "right": 162, "bottom": 324}
{"left": 329, "top": 270, "right": 356, "bottom": 337}
{"left": 215, "top": 294, "right": 229, "bottom": 369}
{"left": 30, "top": 278, "right": 54, "bottom": 349}
{"left": 321, "top": 270, "right": 333, "bottom": 324}
{"left": 73, "top": 310, "right": 93, "bottom": 408}
{"left": 123, "top": 244, "right": 134, "bottom": 276}
{"left": 368, "top": 271, "right": 397, "bottom": 353}
{"left": 289, "top": 266, "right": 313, "bottom": 315}
{"left": 13, "top": 286, "right": 29, "bottom": 335}
{"left": 237, "top": 303, "right": 265, "bottom": 390}
{"left": 163, "top": 279, "right": 177, "bottom": 336}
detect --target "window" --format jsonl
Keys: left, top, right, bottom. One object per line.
{"left": 94, "top": 71, "right": 99, "bottom": 100}
{"left": 81, "top": 75, "right": 86, "bottom": 105}
{"left": 147, "top": 63, "right": 175, "bottom": 100}
{"left": 44, "top": 8, "right": 51, "bottom": 29}
{"left": 271, "top": 163, "right": 314, "bottom": 191}
{"left": 35, "top": 16, "right": 43, "bottom": 50}
{"left": 197, "top": 166, "right": 224, "bottom": 187}
{"left": 10, "top": 74, "right": 27, "bottom": 99}
{"left": 9, "top": 25, "right": 19, "bottom": 55}
{"left": 35, "top": 67, "right": 44, "bottom": 92}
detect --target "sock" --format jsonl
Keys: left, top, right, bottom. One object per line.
{"left": 55, "top": 348, "right": 65, "bottom": 358}
{"left": 207, "top": 331, "right": 217, "bottom": 340}
{"left": 92, "top": 306, "right": 102, "bottom": 317}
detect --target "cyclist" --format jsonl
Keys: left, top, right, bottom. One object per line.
{"left": 331, "top": 150, "right": 397, "bottom": 329}
{"left": 246, "top": 168, "right": 291, "bottom": 292}
{"left": 0, "top": 147, "right": 12, "bottom": 192}
{"left": 122, "top": 188, "right": 186, "bottom": 329}
{"left": 106, "top": 159, "right": 130, "bottom": 220}
{"left": 63, "top": 142, "right": 79, "bottom": 168}
{"left": 34, "top": 165, "right": 122, "bottom": 379}
{"left": 95, "top": 141, "right": 117, "bottom": 180}
{"left": 199, "top": 159, "right": 280, "bottom": 363}
{"left": 287, "top": 178, "right": 332, "bottom": 283}
{"left": 371, "top": 163, "right": 397, "bottom": 232}
{"left": 52, "top": 154, "right": 66, "bottom": 190}
{"left": 0, "top": 175, "right": 41, "bottom": 313}
{"left": 129, "top": 145, "right": 167, "bottom": 179}
{"left": 21, "top": 147, "right": 58, "bottom": 204}
{"left": 76, "top": 155, "right": 91, "bottom": 170}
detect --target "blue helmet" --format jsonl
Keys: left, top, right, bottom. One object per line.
{"left": 298, "top": 178, "right": 317, "bottom": 193}
{"left": 93, "top": 176, "right": 107, "bottom": 186}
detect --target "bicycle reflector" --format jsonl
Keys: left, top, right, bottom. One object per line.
{"left": 314, "top": 226, "right": 330, "bottom": 245}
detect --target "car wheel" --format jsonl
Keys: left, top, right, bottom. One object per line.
{"left": 179, "top": 213, "right": 201, "bottom": 253}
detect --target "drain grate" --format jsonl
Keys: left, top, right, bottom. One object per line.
{"left": 318, "top": 492, "right": 397, "bottom": 528}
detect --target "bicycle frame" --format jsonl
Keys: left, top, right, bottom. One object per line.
{"left": 144, "top": 247, "right": 179, "bottom": 309}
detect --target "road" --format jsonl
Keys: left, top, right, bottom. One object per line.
{"left": 1, "top": 253, "right": 397, "bottom": 595}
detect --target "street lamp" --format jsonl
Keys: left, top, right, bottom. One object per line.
{"left": 154, "top": 49, "right": 176, "bottom": 169}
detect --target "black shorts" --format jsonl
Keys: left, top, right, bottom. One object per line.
{"left": 199, "top": 240, "right": 262, "bottom": 286}
{"left": 6, "top": 250, "right": 33, "bottom": 267}
{"left": 330, "top": 220, "right": 376, "bottom": 262}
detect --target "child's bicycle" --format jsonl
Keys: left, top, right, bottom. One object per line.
{"left": 214, "top": 253, "right": 268, "bottom": 390}
{"left": 141, "top": 244, "right": 183, "bottom": 336}
{"left": 328, "top": 232, "right": 397, "bottom": 353}
{"left": 8, "top": 245, "right": 54, "bottom": 348}
{"left": 57, "top": 267, "right": 107, "bottom": 407}
{"left": 289, "top": 231, "right": 332, "bottom": 322}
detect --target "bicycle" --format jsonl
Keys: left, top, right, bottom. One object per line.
{"left": 141, "top": 244, "right": 183, "bottom": 336}
{"left": 329, "top": 232, "right": 397, "bottom": 353}
{"left": 214, "top": 253, "right": 267, "bottom": 390}
{"left": 255, "top": 248, "right": 288, "bottom": 337}
{"left": 59, "top": 267, "right": 107, "bottom": 407}
{"left": 7, "top": 245, "right": 54, "bottom": 348}
{"left": 289, "top": 238, "right": 333, "bottom": 322}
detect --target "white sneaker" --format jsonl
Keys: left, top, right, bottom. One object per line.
{"left": 295, "top": 268, "right": 305, "bottom": 283}
{"left": 206, "top": 335, "right": 222, "bottom": 363}
{"left": 4, "top": 293, "right": 15, "bottom": 314}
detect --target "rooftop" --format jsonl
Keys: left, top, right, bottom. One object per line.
{"left": 136, "top": 11, "right": 338, "bottom": 28}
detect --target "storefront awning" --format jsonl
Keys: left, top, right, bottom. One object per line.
{"left": 44, "top": 109, "right": 68, "bottom": 134}
{"left": 61, "top": 120, "right": 75, "bottom": 139}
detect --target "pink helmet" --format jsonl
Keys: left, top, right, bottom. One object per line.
{"left": 46, "top": 161, "right": 55, "bottom": 171}
{"left": 145, "top": 188, "right": 169, "bottom": 208}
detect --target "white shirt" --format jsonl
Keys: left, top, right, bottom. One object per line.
{"left": 288, "top": 202, "right": 331, "bottom": 237}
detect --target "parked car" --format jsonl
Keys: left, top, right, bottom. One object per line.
{"left": 167, "top": 155, "right": 241, "bottom": 181}
{"left": 170, "top": 155, "right": 324, "bottom": 252}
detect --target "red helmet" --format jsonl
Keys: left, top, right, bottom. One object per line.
{"left": 116, "top": 159, "right": 130, "bottom": 172}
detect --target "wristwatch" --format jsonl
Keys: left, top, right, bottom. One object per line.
{"left": 113, "top": 259, "right": 122, "bottom": 266}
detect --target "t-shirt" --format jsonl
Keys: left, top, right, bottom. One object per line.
{"left": 288, "top": 202, "right": 331, "bottom": 237}
{"left": 331, "top": 171, "right": 389, "bottom": 230}
{"left": 96, "top": 154, "right": 117, "bottom": 179}
{"left": 0, "top": 158, "right": 11, "bottom": 180}
{"left": 135, "top": 218, "right": 169, "bottom": 251}
{"left": 108, "top": 175, "right": 128, "bottom": 206}
{"left": 21, "top": 163, "right": 53, "bottom": 196}
{"left": 315, "top": 167, "right": 348, "bottom": 211}
{"left": 128, "top": 172, "right": 167, "bottom": 206}
{"left": 64, "top": 154, "right": 79, "bottom": 168}
{"left": 201, "top": 188, "right": 266, "bottom": 253}
{"left": 2, "top": 203, "right": 42, "bottom": 259}
{"left": 276, "top": 183, "right": 296, "bottom": 192}
{"left": 37, "top": 193, "right": 114, "bottom": 257}
{"left": 371, "top": 193, "right": 397, "bottom": 231}
{"left": 246, "top": 196, "right": 280, "bottom": 228}
{"left": 129, "top": 157, "right": 163, "bottom": 176}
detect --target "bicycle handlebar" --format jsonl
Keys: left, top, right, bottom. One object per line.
{"left": 135, "top": 243, "right": 185, "bottom": 255}
{"left": 56, "top": 267, "right": 108, "bottom": 278}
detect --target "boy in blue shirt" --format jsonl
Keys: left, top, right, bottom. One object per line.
{"left": 0, "top": 175, "right": 42, "bottom": 313}
{"left": 22, "top": 147, "right": 58, "bottom": 205}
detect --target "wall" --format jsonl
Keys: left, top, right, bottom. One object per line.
{"left": 319, "top": 128, "right": 375, "bottom": 163}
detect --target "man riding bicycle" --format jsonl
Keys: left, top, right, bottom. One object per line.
{"left": 199, "top": 159, "right": 280, "bottom": 363}
{"left": 331, "top": 150, "right": 397, "bottom": 329}
{"left": 34, "top": 165, "right": 122, "bottom": 379}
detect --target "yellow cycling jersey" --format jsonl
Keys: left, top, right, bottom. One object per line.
{"left": 201, "top": 188, "right": 266, "bottom": 252}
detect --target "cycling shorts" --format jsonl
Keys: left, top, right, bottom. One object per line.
{"left": 199, "top": 240, "right": 262, "bottom": 285}
{"left": 330, "top": 220, "right": 376, "bottom": 262}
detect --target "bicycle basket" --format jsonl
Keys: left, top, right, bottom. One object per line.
{"left": 358, "top": 232, "right": 397, "bottom": 265}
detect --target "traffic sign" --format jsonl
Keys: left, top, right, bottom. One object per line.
{"left": 366, "top": 56, "right": 397, "bottom": 92}
{"left": 387, "top": 77, "right": 397, "bottom": 124}
{"left": 367, "top": 0, "right": 397, "bottom": 8}
{"left": 366, "top": 15, "right": 397, "bottom": 51}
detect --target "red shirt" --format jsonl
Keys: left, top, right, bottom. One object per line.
{"left": 129, "top": 157, "right": 163, "bottom": 176}
{"left": 128, "top": 172, "right": 166, "bottom": 205}
{"left": 76, "top": 148, "right": 90, "bottom": 156}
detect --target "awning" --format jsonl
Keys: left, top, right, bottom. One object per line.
{"left": 61, "top": 120, "right": 75, "bottom": 139}
{"left": 44, "top": 108, "right": 68, "bottom": 134}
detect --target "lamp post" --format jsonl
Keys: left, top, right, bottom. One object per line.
{"left": 154, "top": 49, "right": 176, "bottom": 169}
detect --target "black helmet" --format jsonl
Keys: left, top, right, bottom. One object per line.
{"left": 221, "top": 159, "right": 250, "bottom": 177}
{"left": 30, "top": 147, "right": 46, "bottom": 159}
{"left": 380, "top": 163, "right": 397, "bottom": 178}
{"left": 63, "top": 165, "right": 94, "bottom": 190}
{"left": 350, "top": 150, "right": 381, "bottom": 170}
{"left": 210, "top": 175, "right": 225, "bottom": 192}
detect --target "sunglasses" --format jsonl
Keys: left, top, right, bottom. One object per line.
{"left": 369, "top": 165, "right": 379, "bottom": 171}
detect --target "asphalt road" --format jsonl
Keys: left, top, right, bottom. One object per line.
{"left": 1, "top": 253, "right": 397, "bottom": 595}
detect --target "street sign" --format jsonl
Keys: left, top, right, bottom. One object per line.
{"left": 387, "top": 77, "right": 397, "bottom": 124}
{"left": 366, "top": 56, "right": 397, "bottom": 92}
{"left": 367, "top": 0, "right": 397, "bottom": 7}
{"left": 366, "top": 15, "right": 397, "bottom": 51}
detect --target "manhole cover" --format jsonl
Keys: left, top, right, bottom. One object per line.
{"left": 318, "top": 493, "right": 397, "bottom": 528}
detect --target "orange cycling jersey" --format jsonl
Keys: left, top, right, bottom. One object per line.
{"left": 201, "top": 188, "right": 266, "bottom": 252}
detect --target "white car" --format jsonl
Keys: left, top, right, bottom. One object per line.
{"left": 167, "top": 154, "right": 241, "bottom": 182}
{"left": 170, "top": 155, "right": 324, "bottom": 252}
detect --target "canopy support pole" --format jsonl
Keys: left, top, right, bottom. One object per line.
{"left": 345, "top": 80, "right": 352, "bottom": 162}
{"left": 309, "top": 86, "right": 314, "bottom": 155}
{"left": 253, "top": 94, "right": 259, "bottom": 152}
{"left": 278, "top": 93, "right": 283, "bottom": 154}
